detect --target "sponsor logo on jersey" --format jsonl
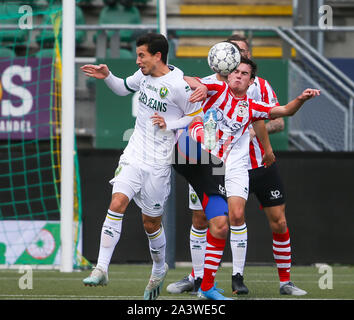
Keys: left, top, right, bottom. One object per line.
{"left": 146, "top": 83, "right": 158, "bottom": 93}
{"left": 138, "top": 91, "right": 167, "bottom": 112}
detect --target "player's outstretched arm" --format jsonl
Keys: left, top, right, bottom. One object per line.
{"left": 269, "top": 88, "right": 320, "bottom": 119}
{"left": 83, "top": 64, "right": 135, "bottom": 97}
{"left": 81, "top": 64, "right": 110, "bottom": 79}
{"left": 184, "top": 76, "right": 208, "bottom": 103}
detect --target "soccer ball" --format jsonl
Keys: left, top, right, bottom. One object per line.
{"left": 207, "top": 42, "right": 241, "bottom": 76}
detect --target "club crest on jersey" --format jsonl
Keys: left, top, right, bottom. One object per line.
{"left": 236, "top": 100, "right": 248, "bottom": 123}
{"left": 237, "top": 101, "right": 248, "bottom": 117}
{"left": 159, "top": 87, "right": 169, "bottom": 99}
{"left": 190, "top": 192, "right": 198, "bottom": 204}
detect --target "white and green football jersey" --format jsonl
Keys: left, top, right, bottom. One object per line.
{"left": 122, "top": 66, "right": 200, "bottom": 167}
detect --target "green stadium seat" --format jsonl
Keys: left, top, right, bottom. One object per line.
{"left": 34, "top": 48, "right": 55, "bottom": 59}
{"left": 77, "top": 0, "right": 94, "bottom": 4}
{"left": 4, "top": 0, "right": 49, "bottom": 10}
{"left": 0, "top": 3, "right": 29, "bottom": 44}
{"left": 132, "top": 0, "right": 151, "bottom": 5}
{"left": 176, "top": 30, "right": 233, "bottom": 38}
{"left": 95, "top": 0, "right": 141, "bottom": 44}
{"left": 106, "top": 47, "right": 135, "bottom": 59}
{"left": 244, "top": 30, "right": 279, "bottom": 38}
{"left": 0, "top": 47, "right": 16, "bottom": 57}
{"left": 36, "top": 4, "right": 87, "bottom": 47}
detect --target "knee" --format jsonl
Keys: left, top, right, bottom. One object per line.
{"left": 216, "top": 223, "right": 229, "bottom": 239}
{"left": 272, "top": 218, "right": 287, "bottom": 234}
{"left": 109, "top": 193, "right": 129, "bottom": 213}
{"left": 228, "top": 197, "right": 246, "bottom": 226}
{"left": 109, "top": 199, "right": 122, "bottom": 213}
{"left": 229, "top": 207, "right": 245, "bottom": 226}
{"left": 209, "top": 217, "right": 229, "bottom": 239}
{"left": 192, "top": 210, "right": 208, "bottom": 230}
{"left": 267, "top": 206, "right": 287, "bottom": 233}
{"left": 142, "top": 215, "right": 162, "bottom": 234}
{"left": 143, "top": 221, "right": 158, "bottom": 234}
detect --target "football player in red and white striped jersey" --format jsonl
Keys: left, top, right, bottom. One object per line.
{"left": 167, "top": 37, "right": 319, "bottom": 298}
{"left": 168, "top": 48, "right": 319, "bottom": 297}
{"left": 188, "top": 58, "right": 319, "bottom": 297}
{"left": 226, "top": 34, "right": 310, "bottom": 296}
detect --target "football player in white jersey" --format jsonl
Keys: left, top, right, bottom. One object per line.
{"left": 80, "top": 33, "right": 202, "bottom": 300}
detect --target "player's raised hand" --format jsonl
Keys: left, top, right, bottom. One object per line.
{"left": 189, "top": 85, "right": 208, "bottom": 103}
{"left": 80, "top": 64, "right": 110, "bottom": 79}
{"left": 298, "top": 88, "right": 321, "bottom": 102}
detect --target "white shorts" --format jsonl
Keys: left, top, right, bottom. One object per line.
{"left": 225, "top": 150, "right": 249, "bottom": 200}
{"left": 110, "top": 156, "right": 171, "bottom": 217}
{"left": 188, "top": 184, "right": 203, "bottom": 211}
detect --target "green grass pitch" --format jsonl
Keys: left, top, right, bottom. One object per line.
{"left": 0, "top": 264, "right": 353, "bottom": 300}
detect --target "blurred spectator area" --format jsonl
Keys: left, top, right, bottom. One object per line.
{"left": 1, "top": 0, "right": 354, "bottom": 148}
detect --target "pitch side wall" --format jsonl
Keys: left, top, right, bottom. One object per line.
{"left": 79, "top": 150, "right": 354, "bottom": 266}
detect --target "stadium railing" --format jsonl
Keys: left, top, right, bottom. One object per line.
{"left": 2, "top": 23, "right": 353, "bottom": 151}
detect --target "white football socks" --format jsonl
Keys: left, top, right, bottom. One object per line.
{"left": 96, "top": 209, "right": 123, "bottom": 273}
{"left": 146, "top": 225, "right": 166, "bottom": 276}
{"left": 230, "top": 223, "right": 248, "bottom": 276}
{"left": 190, "top": 225, "right": 208, "bottom": 279}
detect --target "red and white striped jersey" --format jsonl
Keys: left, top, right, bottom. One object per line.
{"left": 247, "top": 76, "right": 280, "bottom": 169}
{"left": 195, "top": 75, "right": 276, "bottom": 162}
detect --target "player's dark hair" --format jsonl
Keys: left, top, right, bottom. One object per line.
{"left": 224, "top": 40, "right": 241, "bottom": 53}
{"left": 240, "top": 56, "right": 257, "bottom": 79}
{"left": 136, "top": 33, "right": 169, "bottom": 64}
{"left": 227, "top": 34, "right": 249, "bottom": 50}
